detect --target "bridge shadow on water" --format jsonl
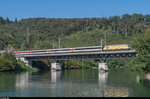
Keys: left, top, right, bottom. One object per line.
{"left": 32, "top": 61, "right": 51, "bottom": 71}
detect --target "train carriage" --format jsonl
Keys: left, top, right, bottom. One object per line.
{"left": 103, "top": 44, "right": 130, "bottom": 51}
{"left": 14, "top": 44, "right": 130, "bottom": 56}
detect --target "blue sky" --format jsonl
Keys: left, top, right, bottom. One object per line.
{"left": 0, "top": 0, "right": 150, "bottom": 20}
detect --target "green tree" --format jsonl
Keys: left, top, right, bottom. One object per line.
{"left": 0, "top": 56, "right": 14, "bottom": 71}
{"left": 2, "top": 52, "right": 18, "bottom": 70}
{"left": 130, "top": 27, "right": 150, "bottom": 72}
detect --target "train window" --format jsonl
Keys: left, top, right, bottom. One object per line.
{"left": 70, "top": 48, "right": 75, "bottom": 51}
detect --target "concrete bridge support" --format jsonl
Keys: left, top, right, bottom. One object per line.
{"left": 98, "top": 63, "right": 108, "bottom": 72}
{"left": 19, "top": 57, "right": 32, "bottom": 67}
{"left": 51, "top": 62, "right": 62, "bottom": 71}
{"left": 25, "top": 60, "right": 32, "bottom": 67}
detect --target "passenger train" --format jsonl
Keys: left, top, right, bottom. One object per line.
{"left": 14, "top": 44, "right": 130, "bottom": 55}
{"left": 103, "top": 44, "right": 130, "bottom": 51}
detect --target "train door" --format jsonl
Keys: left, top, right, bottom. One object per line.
{"left": 106, "top": 46, "right": 109, "bottom": 50}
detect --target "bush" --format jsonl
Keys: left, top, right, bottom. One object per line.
{"left": 0, "top": 56, "right": 14, "bottom": 71}
{"left": 0, "top": 52, "right": 38, "bottom": 72}
{"left": 17, "top": 60, "right": 38, "bottom": 72}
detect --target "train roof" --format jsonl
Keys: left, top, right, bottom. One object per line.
{"left": 15, "top": 46, "right": 103, "bottom": 52}
{"left": 104, "top": 44, "right": 129, "bottom": 46}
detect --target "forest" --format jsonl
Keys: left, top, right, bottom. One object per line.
{"left": 0, "top": 13, "right": 150, "bottom": 72}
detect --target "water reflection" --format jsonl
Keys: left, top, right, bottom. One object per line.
{"left": 15, "top": 72, "right": 30, "bottom": 90}
{"left": 51, "top": 70, "right": 62, "bottom": 83}
{"left": 133, "top": 73, "right": 150, "bottom": 97}
{"left": 98, "top": 70, "right": 129, "bottom": 97}
{"left": 98, "top": 71, "right": 108, "bottom": 97}
{"left": 1, "top": 69, "right": 150, "bottom": 97}
{"left": 98, "top": 71, "right": 108, "bottom": 85}
{"left": 146, "top": 73, "right": 150, "bottom": 81}
{"left": 104, "top": 86, "right": 128, "bottom": 97}
{"left": 136, "top": 73, "right": 150, "bottom": 83}
{"left": 0, "top": 72, "right": 16, "bottom": 92}
{"left": 136, "top": 75, "right": 140, "bottom": 83}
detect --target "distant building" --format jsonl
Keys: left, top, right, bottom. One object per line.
{"left": 5, "top": 48, "right": 15, "bottom": 52}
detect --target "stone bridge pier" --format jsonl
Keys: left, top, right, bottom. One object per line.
{"left": 98, "top": 59, "right": 108, "bottom": 72}
{"left": 17, "top": 57, "right": 108, "bottom": 72}
{"left": 17, "top": 57, "right": 33, "bottom": 67}
{"left": 17, "top": 57, "right": 62, "bottom": 70}
{"left": 51, "top": 62, "right": 62, "bottom": 71}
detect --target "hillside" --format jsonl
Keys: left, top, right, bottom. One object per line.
{"left": 1, "top": 13, "right": 150, "bottom": 72}
{"left": 0, "top": 13, "right": 150, "bottom": 50}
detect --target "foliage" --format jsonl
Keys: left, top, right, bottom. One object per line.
{"left": 128, "top": 27, "right": 150, "bottom": 73}
{"left": 0, "top": 52, "right": 38, "bottom": 72}
{"left": 2, "top": 52, "right": 18, "bottom": 70}
{"left": 0, "top": 13, "right": 149, "bottom": 50}
{"left": 62, "top": 60, "right": 97, "bottom": 69}
{"left": 17, "top": 60, "right": 38, "bottom": 72}
{"left": 0, "top": 13, "right": 150, "bottom": 72}
{"left": 107, "top": 60, "right": 126, "bottom": 69}
{"left": 0, "top": 56, "right": 14, "bottom": 71}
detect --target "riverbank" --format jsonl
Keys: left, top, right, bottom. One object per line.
{"left": 0, "top": 52, "right": 38, "bottom": 72}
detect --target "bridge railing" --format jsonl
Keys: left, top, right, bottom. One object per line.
{"left": 15, "top": 49, "right": 136, "bottom": 57}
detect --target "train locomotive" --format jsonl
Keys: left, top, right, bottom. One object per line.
{"left": 103, "top": 44, "right": 130, "bottom": 51}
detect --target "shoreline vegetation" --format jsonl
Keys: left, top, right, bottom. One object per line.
{"left": 0, "top": 13, "right": 150, "bottom": 73}
{"left": 0, "top": 52, "right": 38, "bottom": 72}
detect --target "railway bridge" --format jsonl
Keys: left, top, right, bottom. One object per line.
{"left": 14, "top": 45, "right": 136, "bottom": 71}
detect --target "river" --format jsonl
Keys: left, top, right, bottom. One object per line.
{"left": 0, "top": 69, "right": 150, "bottom": 97}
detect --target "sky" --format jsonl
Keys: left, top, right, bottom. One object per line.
{"left": 0, "top": 0, "right": 150, "bottom": 20}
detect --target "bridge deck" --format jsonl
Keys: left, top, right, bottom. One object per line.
{"left": 15, "top": 50, "right": 136, "bottom": 57}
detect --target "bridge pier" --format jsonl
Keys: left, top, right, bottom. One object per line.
{"left": 26, "top": 60, "right": 32, "bottom": 67}
{"left": 51, "top": 62, "right": 62, "bottom": 71}
{"left": 98, "top": 62, "right": 108, "bottom": 72}
{"left": 20, "top": 57, "right": 32, "bottom": 67}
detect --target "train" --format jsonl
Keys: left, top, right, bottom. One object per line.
{"left": 14, "top": 44, "right": 130, "bottom": 55}
{"left": 103, "top": 44, "right": 130, "bottom": 51}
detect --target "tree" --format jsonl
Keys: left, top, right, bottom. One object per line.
{"left": 0, "top": 17, "right": 4, "bottom": 24}
{"left": 2, "top": 52, "right": 18, "bottom": 70}
{"left": 130, "top": 26, "right": 150, "bottom": 72}
{"left": 6, "top": 17, "right": 10, "bottom": 24}
{"left": 14, "top": 17, "right": 18, "bottom": 23}
{"left": 122, "top": 14, "right": 131, "bottom": 21}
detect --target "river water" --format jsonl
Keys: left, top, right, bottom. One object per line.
{"left": 0, "top": 69, "right": 150, "bottom": 97}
